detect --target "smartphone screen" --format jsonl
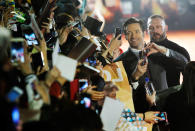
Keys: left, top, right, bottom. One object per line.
{"left": 156, "top": 112, "right": 168, "bottom": 123}
{"left": 24, "top": 33, "right": 39, "bottom": 46}
{"left": 11, "top": 38, "right": 24, "bottom": 63}
{"left": 79, "top": 79, "right": 88, "bottom": 92}
{"left": 7, "top": 86, "right": 23, "bottom": 102}
{"left": 115, "top": 27, "right": 121, "bottom": 40}
{"left": 12, "top": 107, "right": 20, "bottom": 125}
{"left": 85, "top": 57, "right": 97, "bottom": 67}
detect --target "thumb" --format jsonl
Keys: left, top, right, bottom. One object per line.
{"left": 91, "top": 86, "right": 97, "bottom": 89}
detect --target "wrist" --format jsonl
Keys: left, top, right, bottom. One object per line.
{"left": 160, "top": 47, "right": 167, "bottom": 54}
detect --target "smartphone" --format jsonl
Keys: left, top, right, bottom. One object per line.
{"left": 85, "top": 57, "right": 97, "bottom": 67}
{"left": 24, "top": 33, "right": 39, "bottom": 46}
{"left": 31, "top": 52, "right": 45, "bottom": 72}
{"left": 156, "top": 112, "right": 168, "bottom": 123}
{"left": 80, "top": 96, "right": 91, "bottom": 108}
{"left": 21, "top": 24, "right": 39, "bottom": 46}
{"left": 7, "top": 86, "right": 24, "bottom": 102}
{"left": 140, "top": 57, "right": 147, "bottom": 66}
{"left": 79, "top": 79, "right": 88, "bottom": 92}
{"left": 10, "top": 38, "right": 25, "bottom": 63}
{"left": 115, "top": 27, "right": 121, "bottom": 40}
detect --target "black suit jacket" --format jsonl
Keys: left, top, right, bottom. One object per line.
{"left": 155, "top": 38, "right": 190, "bottom": 87}
{"left": 114, "top": 40, "right": 189, "bottom": 112}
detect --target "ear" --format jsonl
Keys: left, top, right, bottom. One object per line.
{"left": 165, "top": 25, "right": 168, "bottom": 32}
{"left": 125, "top": 34, "right": 128, "bottom": 40}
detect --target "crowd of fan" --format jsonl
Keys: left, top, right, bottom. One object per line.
{"left": 0, "top": 0, "right": 195, "bottom": 131}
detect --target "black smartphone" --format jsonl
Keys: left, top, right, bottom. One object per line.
{"left": 156, "top": 112, "right": 168, "bottom": 122}
{"left": 85, "top": 57, "right": 97, "bottom": 67}
{"left": 21, "top": 24, "right": 39, "bottom": 46}
{"left": 31, "top": 52, "right": 45, "bottom": 72}
{"left": 10, "top": 38, "right": 25, "bottom": 63}
{"left": 79, "top": 79, "right": 88, "bottom": 92}
{"left": 115, "top": 27, "right": 121, "bottom": 40}
{"left": 140, "top": 57, "right": 147, "bottom": 66}
{"left": 7, "top": 87, "right": 23, "bottom": 102}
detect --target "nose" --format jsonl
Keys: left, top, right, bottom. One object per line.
{"left": 131, "top": 32, "right": 135, "bottom": 38}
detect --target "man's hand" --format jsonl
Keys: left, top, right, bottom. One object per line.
{"left": 144, "top": 111, "right": 163, "bottom": 124}
{"left": 58, "top": 26, "right": 73, "bottom": 45}
{"left": 132, "top": 59, "right": 148, "bottom": 80}
{"left": 109, "top": 34, "right": 122, "bottom": 55}
{"left": 45, "top": 66, "right": 61, "bottom": 88}
{"left": 145, "top": 42, "right": 167, "bottom": 56}
{"left": 102, "top": 34, "right": 121, "bottom": 58}
{"left": 86, "top": 86, "right": 104, "bottom": 101}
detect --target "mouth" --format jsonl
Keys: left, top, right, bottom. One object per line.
{"left": 130, "top": 39, "right": 137, "bottom": 43}
{"left": 153, "top": 33, "right": 161, "bottom": 38}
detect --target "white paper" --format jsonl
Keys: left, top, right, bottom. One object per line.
{"left": 52, "top": 39, "right": 60, "bottom": 65}
{"left": 54, "top": 54, "right": 77, "bottom": 81}
{"left": 100, "top": 97, "right": 124, "bottom": 131}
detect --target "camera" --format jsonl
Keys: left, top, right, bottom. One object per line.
{"left": 115, "top": 27, "right": 121, "bottom": 40}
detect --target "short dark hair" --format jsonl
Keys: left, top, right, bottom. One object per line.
{"left": 123, "top": 17, "right": 145, "bottom": 34}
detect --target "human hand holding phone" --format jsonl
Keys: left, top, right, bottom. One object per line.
{"left": 7, "top": 86, "right": 23, "bottom": 102}
{"left": 115, "top": 27, "right": 121, "bottom": 40}
{"left": 17, "top": 40, "right": 33, "bottom": 75}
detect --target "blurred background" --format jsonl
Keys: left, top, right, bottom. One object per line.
{"left": 88, "top": 0, "right": 195, "bottom": 60}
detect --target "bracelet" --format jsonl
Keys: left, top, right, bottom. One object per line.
{"left": 143, "top": 113, "right": 145, "bottom": 120}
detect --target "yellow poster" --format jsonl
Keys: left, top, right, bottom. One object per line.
{"left": 102, "top": 61, "right": 152, "bottom": 131}
{"left": 102, "top": 61, "right": 134, "bottom": 112}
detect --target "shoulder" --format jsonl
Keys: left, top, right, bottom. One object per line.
{"left": 161, "top": 39, "right": 190, "bottom": 60}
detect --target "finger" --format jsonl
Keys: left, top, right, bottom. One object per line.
{"left": 36, "top": 66, "right": 41, "bottom": 74}
{"left": 90, "top": 86, "right": 97, "bottom": 89}
{"left": 51, "top": 6, "right": 58, "bottom": 11}
{"left": 42, "top": 22, "right": 50, "bottom": 25}
{"left": 116, "top": 34, "right": 121, "bottom": 40}
{"left": 92, "top": 95, "right": 104, "bottom": 100}
{"left": 93, "top": 92, "right": 105, "bottom": 96}
{"left": 153, "top": 119, "right": 158, "bottom": 124}
{"left": 47, "top": 18, "right": 52, "bottom": 22}
{"left": 152, "top": 91, "right": 156, "bottom": 96}
{"left": 41, "top": 25, "right": 49, "bottom": 29}
{"left": 23, "top": 40, "right": 28, "bottom": 54}
{"left": 155, "top": 116, "right": 163, "bottom": 121}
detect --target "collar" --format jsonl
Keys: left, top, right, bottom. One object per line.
{"left": 129, "top": 48, "right": 141, "bottom": 58}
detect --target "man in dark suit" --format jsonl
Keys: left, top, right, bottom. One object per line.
{"left": 147, "top": 14, "right": 190, "bottom": 87}
{"left": 114, "top": 17, "right": 189, "bottom": 113}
